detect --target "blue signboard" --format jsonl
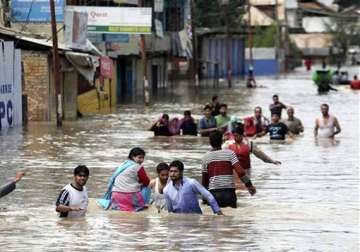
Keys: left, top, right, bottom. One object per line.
{"left": 12, "top": 0, "right": 65, "bottom": 22}
{"left": 103, "top": 34, "right": 130, "bottom": 43}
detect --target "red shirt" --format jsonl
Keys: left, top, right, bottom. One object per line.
{"left": 228, "top": 143, "right": 251, "bottom": 170}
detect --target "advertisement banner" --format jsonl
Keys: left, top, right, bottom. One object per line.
{"left": 12, "top": 0, "right": 65, "bottom": 22}
{"left": 0, "top": 42, "right": 22, "bottom": 130}
{"left": 100, "top": 56, "right": 113, "bottom": 79}
{"left": 64, "top": 10, "right": 88, "bottom": 50}
{"left": 105, "top": 35, "right": 140, "bottom": 56}
{"left": 65, "top": 6, "right": 152, "bottom": 34}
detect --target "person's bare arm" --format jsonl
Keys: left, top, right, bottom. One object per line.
{"left": 299, "top": 120, "right": 304, "bottom": 133}
{"left": 314, "top": 118, "right": 319, "bottom": 137}
{"left": 252, "top": 145, "right": 281, "bottom": 165}
{"left": 149, "top": 179, "right": 156, "bottom": 190}
{"left": 56, "top": 205, "right": 82, "bottom": 213}
{"left": 332, "top": 117, "right": 341, "bottom": 136}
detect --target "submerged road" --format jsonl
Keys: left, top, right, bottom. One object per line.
{"left": 0, "top": 66, "right": 358, "bottom": 251}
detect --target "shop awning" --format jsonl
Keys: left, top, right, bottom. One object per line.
{"left": 65, "top": 52, "right": 99, "bottom": 84}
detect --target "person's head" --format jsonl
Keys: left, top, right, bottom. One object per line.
{"left": 73, "top": 165, "right": 90, "bottom": 187}
{"left": 169, "top": 160, "right": 184, "bottom": 182}
{"left": 271, "top": 113, "right": 280, "bottom": 123}
{"left": 354, "top": 75, "right": 358, "bottom": 80}
{"left": 212, "top": 95, "right": 218, "bottom": 103}
{"left": 183, "top": 110, "right": 192, "bottom": 119}
{"left": 272, "top": 94, "right": 279, "bottom": 103}
{"left": 128, "top": 147, "right": 146, "bottom": 164}
{"left": 169, "top": 117, "right": 179, "bottom": 126}
{"left": 287, "top": 107, "right": 295, "bottom": 118}
{"left": 219, "top": 103, "right": 228, "bottom": 116}
{"left": 254, "top": 106, "right": 262, "bottom": 118}
{"left": 320, "top": 103, "right": 329, "bottom": 116}
{"left": 161, "top": 114, "right": 169, "bottom": 124}
{"left": 203, "top": 104, "right": 213, "bottom": 118}
{"left": 156, "top": 162, "right": 169, "bottom": 184}
{"left": 209, "top": 130, "right": 223, "bottom": 149}
{"left": 334, "top": 70, "right": 339, "bottom": 75}
{"left": 232, "top": 124, "right": 244, "bottom": 144}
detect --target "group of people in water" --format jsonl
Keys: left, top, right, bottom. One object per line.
{"left": 52, "top": 95, "right": 341, "bottom": 217}
{"left": 0, "top": 95, "right": 341, "bottom": 218}
{"left": 150, "top": 94, "right": 307, "bottom": 141}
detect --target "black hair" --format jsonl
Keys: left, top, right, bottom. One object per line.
{"left": 354, "top": 75, "right": 358, "bottom": 80}
{"left": 219, "top": 103, "right": 227, "bottom": 109}
{"left": 169, "top": 160, "right": 184, "bottom": 172}
{"left": 184, "top": 110, "right": 191, "bottom": 116}
{"left": 74, "top": 165, "right": 90, "bottom": 176}
{"left": 156, "top": 162, "right": 170, "bottom": 173}
{"left": 162, "top": 114, "right": 169, "bottom": 120}
{"left": 232, "top": 124, "right": 244, "bottom": 135}
{"left": 128, "top": 147, "right": 146, "bottom": 160}
{"left": 254, "top": 106, "right": 262, "bottom": 112}
{"left": 209, "top": 131, "right": 223, "bottom": 148}
{"left": 212, "top": 95, "right": 218, "bottom": 102}
{"left": 321, "top": 103, "right": 329, "bottom": 109}
{"left": 273, "top": 94, "right": 279, "bottom": 98}
{"left": 204, "top": 104, "right": 212, "bottom": 111}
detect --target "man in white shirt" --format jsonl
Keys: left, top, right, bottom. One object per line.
{"left": 56, "top": 165, "right": 89, "bottom": 218}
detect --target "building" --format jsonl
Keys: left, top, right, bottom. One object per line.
{"left": 0, "top": 26, "right": 99, "bottom": 122}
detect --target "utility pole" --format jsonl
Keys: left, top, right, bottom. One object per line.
{"left": 139, "top": 0, "right": 150, "bottom": 105}
{"left": 275, "top": 0, "right": 281, "bottom": 61}
{"left": 247, "top": 0, "right": 253, "bottom": 71}
{"left": 49, "top": 0, "right": 62, "bottom": 127}
{"left": 1, "top": 0, "right": 11, "bottom": 27}
{"left": 191, "top": 0, "right": 199, "bottom": 88}
{"left": 221, "top": 0, "right": 232, "bottom": 88}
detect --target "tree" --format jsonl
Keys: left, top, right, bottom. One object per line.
{"left": 334, "top": 0, "right": 360, "bottom": 10}
{"left": 194, "top": 0, "right": 246, "bottom": 29}
{"left": 325, "top": 15, "right": 360, "bottom": 64}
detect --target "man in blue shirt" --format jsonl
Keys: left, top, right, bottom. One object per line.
{"left": 163, "top": 160, "right": 223, "bottom": 215}
{"left": 198, "top": 105, "right": 218, "bottom": 137}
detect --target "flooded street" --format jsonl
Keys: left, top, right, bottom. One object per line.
{"left": 0, "top": 67, "right": 359, "bottom": 251}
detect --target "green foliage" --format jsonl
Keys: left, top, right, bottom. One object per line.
{"left": 325, "top": 16, "right": 360, "bottom": 63}
{"left": 334, "top": 0, "right": 360, "bottom": 10}
{"left": 194, "top": 0, "right": 246, "bottom": 29}
{"left": 250, "top": 23, "right": 277, "bottom": 48}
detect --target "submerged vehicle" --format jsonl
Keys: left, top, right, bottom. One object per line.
{"left": 312, "top": 70, "right": 337, "bottom": 93}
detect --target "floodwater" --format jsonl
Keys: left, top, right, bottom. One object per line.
{"left": 0, "top": 66, "right": 359, "bottom": 251}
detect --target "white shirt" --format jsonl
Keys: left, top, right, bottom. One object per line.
{"left": 56, "top": 184, "right": 88, "bottom": 217}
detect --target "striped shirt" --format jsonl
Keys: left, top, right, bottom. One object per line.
{"left": 202, "top": 149, "right": 246, "bottom": 190}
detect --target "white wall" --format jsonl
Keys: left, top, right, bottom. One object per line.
{"left": 246, "top": 48, "right": 276, "bottom": 60}
{"left": 302, "top": 17, "right": 332, "bottom": 33}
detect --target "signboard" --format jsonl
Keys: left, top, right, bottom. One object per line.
{"left": 105, "top": 35, "right": 140, "bottom": 56}
{"left": 100, "top": 56, "right": 113, "bottom": 79}
{"left": 64, "top": 10, "right": 88, "bottom": 50}
{"left": 12, "top": 0, "right": 64, "bottom": 22}
{"left": 154, "top": 0, "right": 164, "bottom": 12}
{"left": 65, "top": 6, "right": 152, "bottom": 34}
{"left": 0, "top": 42, "right": 22, "bottom": 130}
{"left": 113, "top": 0, "right": 138, "bottom": 4}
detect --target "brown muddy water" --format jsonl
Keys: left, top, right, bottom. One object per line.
{"left": 0, "top": 66, "right": 359, "bottom": 251}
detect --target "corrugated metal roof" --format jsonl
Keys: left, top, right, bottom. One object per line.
{"left": 0, "top": 26, "right": 69, "bottom": 50}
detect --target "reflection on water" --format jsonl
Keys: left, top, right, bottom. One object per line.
{"left": 0, "top": 67, "right": 359, "bottom": 251}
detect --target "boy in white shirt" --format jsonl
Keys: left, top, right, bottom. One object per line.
{"left": 56, "top": 165, "right": 89, "bottom": 218}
